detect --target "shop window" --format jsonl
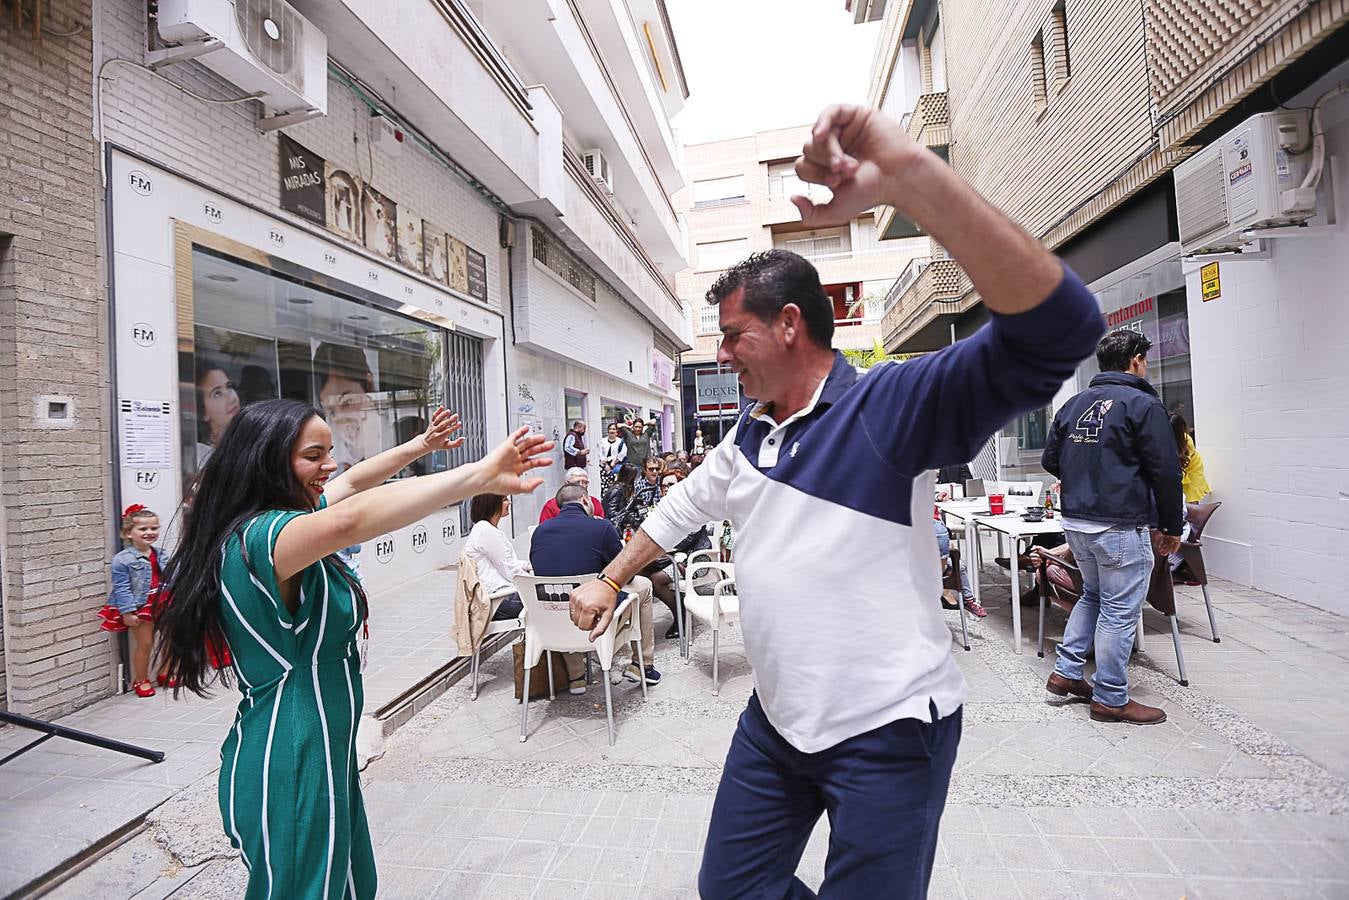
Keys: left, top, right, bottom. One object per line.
{"left": 183, "top": 247, "right": 482, "bottom": 497}
{"left": 565, "top": 391, "right": 586, "bottom": 429}
{"left": 1091, "top": 259, "right": 1194, "bottom": 437}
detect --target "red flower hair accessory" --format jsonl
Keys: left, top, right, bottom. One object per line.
{"left": 123, "top": 503, "right": 148, "bottom": 518}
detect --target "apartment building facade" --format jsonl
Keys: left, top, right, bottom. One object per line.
{"left": 0, "top": 0, "right": 690, "bottom": 718}
{"left": 867, "top": 0, "right": 1349, "bottom": 615}
{"left": 674, "top": 126, "right": 927, "bottom": 448}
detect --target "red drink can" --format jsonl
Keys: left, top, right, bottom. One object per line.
{"left": 989, "top": 493, "right": 1005, "bottom": 515}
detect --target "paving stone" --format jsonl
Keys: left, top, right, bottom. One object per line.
{"left": 32, "top": 575, "right": 1349, "bottom": 898}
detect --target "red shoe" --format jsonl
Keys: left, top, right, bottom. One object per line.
{"left": 133, "top": 680, "right": 156, "bottom": 698}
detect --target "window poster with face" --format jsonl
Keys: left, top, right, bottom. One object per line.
{"left": 310, "top": 340, "right": 383, "bottom": 473}
{"left": 361, "top": 185, "right": 398, "bottom": 261}
{"left": 191, "top": 325, "right": 280, "bottom": 469}
{"left": 447, "top": 236, "right": 468, "bottom": 293}
{"left": 423, "top": 221, "right": 448, "bottom": 283}
{"left": 396, "top": 205, "right": 425, "bottom": 274}
{"left": 324, "top": 163, "right": 363, "bottom": 243}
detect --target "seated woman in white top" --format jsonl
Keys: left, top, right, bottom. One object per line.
{"left": 463, "top": 493, "right": 531, "bottom": 620}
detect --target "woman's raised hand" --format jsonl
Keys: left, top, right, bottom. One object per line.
{"left": 478, "top": 426, "right": 555, "bottom": 495}
{"left": 420, "top": 407, "right": 465, "bottom": 453}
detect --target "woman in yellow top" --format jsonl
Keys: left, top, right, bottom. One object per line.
{"left": 1171, "top": 414, "right": 1211, "bottom": 502}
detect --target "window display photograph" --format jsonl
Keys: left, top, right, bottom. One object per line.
{"left": 180, "top": 247, "right": 474, "bottom": 498}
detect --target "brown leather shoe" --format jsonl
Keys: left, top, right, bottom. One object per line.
{"left": 1090, "top": 700, "right": 1167, "bottom": 725}
{"left": 1046, "top": 673, "right": 1092, "bottom": 701}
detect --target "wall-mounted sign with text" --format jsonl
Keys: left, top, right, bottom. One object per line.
{"left": 278, "top": 134, "right": 488, "bottom": 303}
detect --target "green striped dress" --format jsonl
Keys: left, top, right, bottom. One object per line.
{"left": 216, "top": 505, "right": 376, "bottom": 899}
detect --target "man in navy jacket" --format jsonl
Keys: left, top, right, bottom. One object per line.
{"left": 530, "top": 484, "right": 658, "bottom": 687}
{"left": 1041, "top": 328, "right": 1184, "bottom": 725}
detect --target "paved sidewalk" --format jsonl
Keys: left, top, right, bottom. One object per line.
{"left": 43, "top": 567, "right": 1349, "bottom": 899}
{"left": 0, "top": 569, "right": 458, "bottom": 897}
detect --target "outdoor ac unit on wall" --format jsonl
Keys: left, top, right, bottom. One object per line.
{"left": 156, "top": 0, "right": 327, "bottom": 121}
{"left": 1174, "top": 110, "right": 1317, "bottom": 254}
{"left": 582, "top": 149, "right": 614, "bottom": 193}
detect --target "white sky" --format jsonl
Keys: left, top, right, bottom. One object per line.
{"left": 667, "top": 0, "right": 882, "bottom": 145}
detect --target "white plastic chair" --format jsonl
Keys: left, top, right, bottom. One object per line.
{"left": 514, "top": 574, "right": 646, "bottom": 746}
{"left": 676, "top": 549, "right": 722, "bottom": 659}
{"left": 470, "top": 587, "right": 522, "bottom": 701}
{"left": 682, "top": 561, "right": 738, "bottom": 695}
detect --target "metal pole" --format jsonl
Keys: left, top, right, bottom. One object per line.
{"left": 0, "top": 711, "right": 166, "bottom": 765}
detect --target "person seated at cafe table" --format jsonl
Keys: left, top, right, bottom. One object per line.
{"left": 932, "top": 510, "right": 985, "bottom": 618}
{"left": 530, "top": 483, "right": 660, "bottom": 688}
{"left": 538, "top": 467, "right": 604, "bottom": 522}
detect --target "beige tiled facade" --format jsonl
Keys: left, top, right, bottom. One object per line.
{"left": 873, "top": 0, "right": 1349, "bottom": 351}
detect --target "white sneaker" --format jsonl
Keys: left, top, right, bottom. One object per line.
{"left": 568, "top": 678, "right": 587, "bottom": 696}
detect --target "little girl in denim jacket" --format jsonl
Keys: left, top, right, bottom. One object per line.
{"left": 97, "top": 505, "right": 168, "bottom": 697}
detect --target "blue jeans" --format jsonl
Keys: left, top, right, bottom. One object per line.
{"left": 1054, "top": 527, "right": 1154, "bottom": 707}
{"left": 933, "top": 520, "right": 974, "bottom": 601}
{"left": 699, "top": 693, "right": 961, "bottom": 899}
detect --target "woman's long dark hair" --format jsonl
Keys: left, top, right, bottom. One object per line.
{"left": 158, "top": 399, "right": 367, "bottom": 696}
{"left": 1170, "top": 413, "right": 1191, "bottom": 468}
{"left": 616, "top": 462, "right": 639, "bottom": 500}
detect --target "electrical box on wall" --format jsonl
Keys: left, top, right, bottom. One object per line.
{"left": 155, "top": 0, "right": 328, "bottom": 125}
{"left": 370, "top": 112, "right": 405, "bottom": 157}
{"left": 1174, "top": 110, "right": 1317, "bottom": 255}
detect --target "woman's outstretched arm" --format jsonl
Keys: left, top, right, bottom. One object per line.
{"left": 322, "top": 407, "right": 464, "bottom": 504}
{"left": 274, "top": 427, "right": 552, "bottom": 581}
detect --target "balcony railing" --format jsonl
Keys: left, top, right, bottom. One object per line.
{"left": 885, "top": 257, "right": 931, "bottom": 312}
{"left": 881, "top": 258, "right": 970, "bottom": 350}
{"left": 906, "top": 92, "right": 950, "bottom": 148}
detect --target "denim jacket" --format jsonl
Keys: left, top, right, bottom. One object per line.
{"left": 109, "top": 546, "right": 165, "bottom": 614}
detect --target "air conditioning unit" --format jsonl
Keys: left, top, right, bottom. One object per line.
{"left": 581, "top": 149, "right": 613, "bottom": 193}
{"left": 1174, "top": 110, "right": 1316, "bottom": 254}
{"left": 156, "top": 0, "right": 327, "bottom": 119}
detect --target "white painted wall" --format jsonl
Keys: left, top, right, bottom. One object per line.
{"left": 505, "top": 345, "right": 668, "bottom": 534}
{"left": 512, "top": 228, "right": 668, "bottom": 391}
{"left": 1186, "top": 82, "right": 1349, "bottom": 616}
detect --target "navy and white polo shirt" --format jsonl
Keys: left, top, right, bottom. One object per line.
{"left": 642, "top": 266, "right": 1105, "bottom": 753}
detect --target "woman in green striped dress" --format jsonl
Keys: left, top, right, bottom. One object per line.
{"left": 158, "top": 400, "right": 553, "bottom": 899}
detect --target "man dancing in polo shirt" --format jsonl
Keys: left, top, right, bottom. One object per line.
{"left": 567, "top": 104, "right": 1107, "bottom": 899}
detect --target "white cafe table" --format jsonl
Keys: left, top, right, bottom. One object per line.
{"left": 972, "top": 513, "right": 1065, "bottom": 653}
{"left": 937, "top": 499, "right": 1056, "bottom": 654}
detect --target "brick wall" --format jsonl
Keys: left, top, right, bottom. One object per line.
{"left": 0, "top": 0, "right": 108, "bottom": 716}
{"left": 0, "top": 0, "right": 512, "bottom": 717}
{"left": 97, "top": 0, "right": 506, "bottom": 313}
